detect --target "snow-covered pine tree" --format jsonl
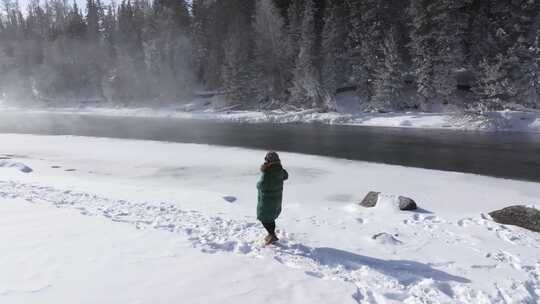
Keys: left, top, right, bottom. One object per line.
{"left": 193, "top": 0, "right": 243, "bottom": 92}
{"left": 22, "top": 0, "right": 46, "bottom": 74}
{"left": 359, "top": 0, "right": 386, "bottom": 100}
{"left": 344, "top": 0, "right": 369, "bottom": 103}
{"left": 286, "top": 0, "right": 304, "bottom": 65}
{"left": 253, "top": 0, "right": 290, "bottom": 105}
{"left": 289, "top": 0, "right": 326, "bottom": 110}
{"left": 408, "top": 0, "right": 468, "bottom": 111}
{"left": 86, "top": 0, "right": 99, "bottom": 42}
{"left": 0, "top": 17, "right": 5, "bottom": 90}
{"left": 1, "top": 0, "right": 8, "bottom": 15}
{"left": 408, "top": 0, "right": 430, "bottom": 109}
{"left": 432, "top": 0, "right": 469, "bottom": 107}
{"left": 0, "top": 2, "right": 20, "bottom": 100}
{"left": 373, "top": 28, "right": 403, "bottom": 111}
{"left": 0, "top": 0, "right": 538, "bottom": 111}
{"left": 470, "top": 0, "right": 539, "bottom": 110}
{"left": 221, "top": 0, "right": 259, "bottom": 107}
{"left": 473, "top": 55, "right": 512, "bottom": 112}
{"left": 504, "top": 0, "right": 540, "bottom": 109}
{"left": 99, "top": 3, "right": 117, "bottom": 102}
{"left": 113, "top": 0, "right": 149, "bottom": 104}
{"left": 529, "top": 32, "right": 540, "bottom": 108}
{"left": 83, "top": 0, "right": 106, "bottom": 101}
{"left": 0, "top": 19, "right": 5, "bottom": 98}
{"left": 101, "top": 4, "right": 116, "bottom": 56}
{"left": 222, "top": 33, "right": 259, "bottom": 106}
{"left": 191, "top": 0, "right": 210, "bottom": 85}
{"left": 345, "top": 0, "right": 403, "bottom": 107}
{"left": 145, "top": 0, "right": 193, "bottom": 102}
{"left": 321, "top": 0, "right": 347, "bottom": 96}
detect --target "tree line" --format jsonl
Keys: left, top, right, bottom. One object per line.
{"left": 1, "top": 0, "right": 539, "bottom": 112}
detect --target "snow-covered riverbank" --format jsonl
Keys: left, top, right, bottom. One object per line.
{"left": 2, "top": 105, "right": 540, "bottom": 133}
{"left": 1, "top": 134, "right": 540, "bottom": 303}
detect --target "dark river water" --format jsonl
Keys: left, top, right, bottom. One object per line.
{"left": 1, "top": 112, "right": 540, "bottom": 182}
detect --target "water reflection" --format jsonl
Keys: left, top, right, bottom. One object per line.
{"left": 1, "top": 112, "right": 539, "bottom": 182}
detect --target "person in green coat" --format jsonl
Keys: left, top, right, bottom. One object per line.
{"left": 257, "top": 151, "right": 288, "bottom": 245}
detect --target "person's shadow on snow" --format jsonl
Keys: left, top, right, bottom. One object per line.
{"left": 275, "top": 243, "right": 470, "bottom": 297}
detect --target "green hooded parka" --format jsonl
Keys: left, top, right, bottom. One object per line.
{"left": 257, "top": 163, "right": 288, "bottom": 223}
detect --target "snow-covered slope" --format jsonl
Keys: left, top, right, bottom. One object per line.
{"left": 1, "top": 134, "right": 539, "bottom": 303}
{"left": 2, "top": 105, "right": 540, "bottom": 132}
{"left": 0, "top": 99, "right": 540, "bottom": 133}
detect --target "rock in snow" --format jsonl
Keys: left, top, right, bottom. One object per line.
{"left": 359, "top": 191, "right": 380, "bottom": 207}
{"left": 398, "top": 196, "right": 418, "bottom": 211}
{"left": 489, "top": 205, "right": 540, "bottom": 233}
{"left": 359, "top": 192, "right": 418, "bottom": 211}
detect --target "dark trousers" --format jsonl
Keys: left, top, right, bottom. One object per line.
{"left": 262, "top": 221, "right": 276, "bottom": 235}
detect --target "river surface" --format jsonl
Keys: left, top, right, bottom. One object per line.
{"left": 1, "top": 112, "right": 540, "bottom": 182}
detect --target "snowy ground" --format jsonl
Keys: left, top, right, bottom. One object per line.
{"left": 1, "top": 134, "right": 540, "bottom": 303}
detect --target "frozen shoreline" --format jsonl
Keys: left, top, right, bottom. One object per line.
{"left": 0, "top": 134, "right": 539, "bottom": 303}
{"left": 2, "top": 105, "right": 540, "bottom": 133}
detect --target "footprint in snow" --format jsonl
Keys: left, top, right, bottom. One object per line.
{"left": 304, "top": 270, "right": 324, "bottom": 278}
{"left": 324, "top": 193, "right": 354, "bottom": 203}
{"left": 0, "top": 154, "right": 25, "bottom": 159}
{"left": 222, "top": 196, "right": 237, "bottom": 203}
{"left": 0, "top": 160, "right": 33, "bottom": 173}
{"left": 1, "top": 181, "right": 475, "bottom": 303}
{"left": 372, "top": 232, "right": 403, "bottom": 245}
{"left": 470, "top": 264, "right": 497, "bottom": 270}
{"left": 485, "top": 250, "right": 521, "bottom": 269}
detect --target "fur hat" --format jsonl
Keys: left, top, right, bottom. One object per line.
{"left": 264, "top": 151, "right": 280, "bottom": 163}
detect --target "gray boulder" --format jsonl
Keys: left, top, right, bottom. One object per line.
{"left": 489, "top": 206, "right": 540, "bottom": 232}
{"left": 360, "top": 191, "right": 380, "bottom": 208}
{"left": 398, "top": 196, "right": 418, "bottom": 211}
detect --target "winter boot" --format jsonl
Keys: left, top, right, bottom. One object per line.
{"left": 264, "top": 234, "right": 279, "bottom": 246}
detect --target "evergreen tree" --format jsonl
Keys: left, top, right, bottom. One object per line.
{"left": 86, "top": 0, "right": 99, "bottom": 41}
{"left": 408, "top": 0, "right": 468, "bottom": 110}
{"left": 253, "top": 0, "right": 290, "bottom": 103}
{"left": 289, "top": 0, "right": 323, "bottom": 109}
{"left": 470, "top": 0, "right": 540, "bottom": 110}
{"left": 220, "top": 0, "right": 259, "bottom": 106}
{"left": 113, "top": 0, "right": 149, "bottom": 103}
{"left": 191, "top": 0, "right": 209, "bottom": 85}
{"left": 286, "top": 0, "right": 303, "bottom": 58}
{"left": 345, "top": 0, "right": 406, "bottom": 105}
{"left": 146, "top": 0, "right": 193, "bottom": 102}
{"left": 0, "top": 0, "right": 538, "bottom": 112}
{"left": 222, "top": 33, "right": 259, "bottom": 105}
{"left": 474, "top": 55, "right": 512, "bottom": 112}
{"left": 320, "top": 0, "right": 347, "bottom": 95}
{"left": 345, "top": 0, "right": 369, "bottom": 102}
{"left": 373, "top": 28, "right": 404, "bottom": 111}
{"left": 504, "top": 0, "right": 540, "bottom": 108}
